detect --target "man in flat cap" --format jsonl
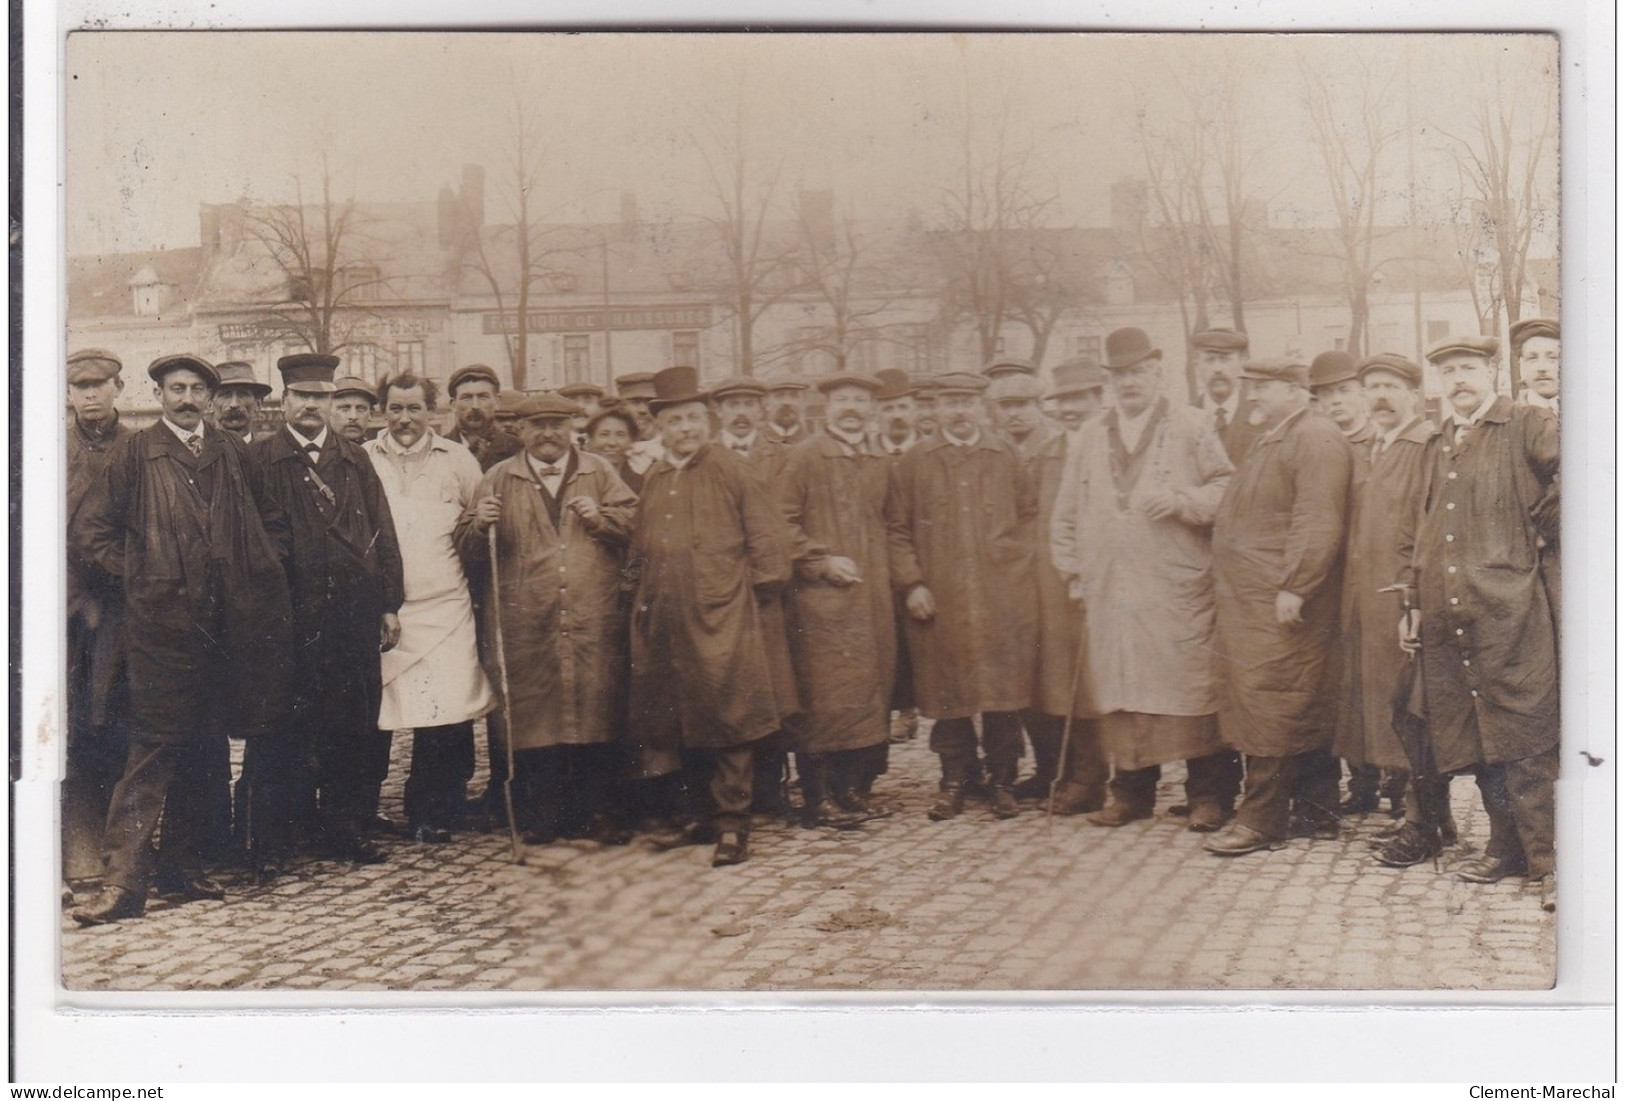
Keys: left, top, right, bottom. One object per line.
{"left": 989, "top": 372, "right": 1055, "bottom": 463}
{"left": 626, "top": 366, "right": 796, "bottom": 866}
{"left": 1052, "top": 329, "right": 1239, "bottom": 828}
{"left": 982, "top": 356, "right": 1038, "bottom": 383}
{"left": 1511, "top": 318, "right": 1560, "bottom": 415}
{"left": 888, "top": 372, "right": 1039, "bottom": 821}
{"left": 763, "top": 375, "right": 811, "bottom": 449}
{"left": 911, "top": 378, "right": 940, "bottom": 440}
{"left": 72, "top": 354, "right": 294, "bottom": 923}
{"left": 329, "top": 375, "right": 380, "bottom": 446}
{"left": 248, "top": 353, "right": 404, "bottom": 867}
{"left": 558, "top": 381, "right": 606, "bottom": 447}
{"left": 775, "top": 371, "right": 897, "bottom": 827}
{"left": 63, "top": 349, "right": 133, "bottom": 896}
{"left": 209, "top": 362, "right": 273, "bottom": 446}
{"left": 458, "top": 391, "right": 637, "bottom": 846}
{"left": 1206, "top": 357, "right": 1352, "bottom": 856}
{"left": 444, "top": 364, "right": 522, "bottom": 473}
{"left": 1399, "top": 336, "right": 1558, "bottom": 910}
{"left": 868, "top": 368, "right": 925, "bottom": 744}
{"left": 1333, "top": 354, "right": 1447, "bottom": 864}
{"left": 363, "top": 373, "right": 493, "bottom": 844}
{"left": 1191, "top": 328, "right": 1260, "bottom": 464}
{"left": 711, "top": 374, "right": 775, "bottom": 466}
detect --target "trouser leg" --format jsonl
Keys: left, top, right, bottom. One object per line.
{"left": 102, "top": 739, "right": 190, "bottom": 895}
{"left": 929, "top": 716, "right": 978, "bottom": 776}
{"left": 750, "top": 731, "right": 790, "bottom": 813}
{"left": 710, "top": 743, "right": 755, "bottom": 836}
{"left": 316, "top": 724, "right": 370, "bottom": 846}
{"left": 407, "top": 723, "right": 475, "bottom": 832}
{"left": 1108, "top": 764, "right": 1160, "bottom": 812}
{"left": 512, "top": 747, "right": 563, "bottom": 838}
{"left": 979, "top": 711, "right": 1025, "bottom": 769}
{"left": 1473, "top": 762, "right": 1527, "bottom": 868}
{"left": 1235, "top": 754, "right": 1297, "bottom": 839}
{"left": 1293, "top": 749, "right": 1341, "bottom": 820}
{"left": 797, "top": 751, "right": 830, "bottom": 808}
{"left": 359, "top": 730, "right": 395, "bottom": 824}
{"left": 1185, "top": 750, "right": 1241, "bottom": 812}
{"left": 1346, "top": 763, "right": 1381, "bottom": 801}
{"left": 1500, "top": 749, "right": 1557, "bottom": 877}
{"left": 1020, "top": 710, "right": 1063, "bottom": 785}
{"left": 1061, "top": 719, "right": 1109, "bottom": 799}
{"left": 236, "top": 734, "right": 301, "bottom": 860}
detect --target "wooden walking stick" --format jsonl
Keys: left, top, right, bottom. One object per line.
{"left": 488, "top": 523, "right": 525, "bottom": 865}
{"left": 1046, "top": 606, "right": 1091, "bottom": 829}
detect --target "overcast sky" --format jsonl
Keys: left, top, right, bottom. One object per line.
{"left": 65, "top": 31, "right": 1558, "bottom": 255}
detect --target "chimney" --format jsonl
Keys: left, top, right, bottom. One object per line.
{"left": 619, "top": 191, "right": 638, "bottom": 238}
{"left": 799, "top": 189, "right": 836, "bottom": 252}
{"left": 461, "top": 164, "right": 486, "bottom": 231}
{"left": 199, "top": 204, "right": 223, "bottom": 265}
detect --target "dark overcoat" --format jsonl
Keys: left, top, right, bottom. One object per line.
{"left": 1400, "top": 398, "right": 1559, "bottom": 771}
{"left": 67, "top": 414, "right": 131, "bottom": 731}
{"left": 445, "top": 423, "right": 524, "bottom": 472}
{"left": 1028, "top": 432, "right": 1087, "bottom": 717}
{"left": 72, "top": 424, "right": 294, "bottom": 742}
{"left": 253, "top": 429, "right": 404, "bottom": 744}
{"left": 1212, "top": 407, "right": 1351, "bottom": 756}
{"left": 776, "top": 433, "right": 897, "bottom": 754}
{"left": 887, "top": 433, "right": 1039, "bottom": 718}
{"left": 1334, "top": 417, "right": 1437, "bottom": 771}
{"left": 627, "top": 443, "right": 795, "bottom": 768}
{"left": 455, "top": 449, "right": 637, "bottom": 751}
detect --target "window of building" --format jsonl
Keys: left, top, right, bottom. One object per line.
{"left": 341, "top": 266, "right": 382, "bottom": 301}
{"left": 672, "top": 331, "right": 701, "bottom": 370}
{"left": 563, "top": 334, "right": 592, "bottom": 383}
{"left": 1073, "top": 334, "right": 1102, "bottom": 361}
{"left": 1426, "top": 319, "right": 1450, "bottom": 343}
{"left": 346, "top": 344, "right": 378, "bottom": 380}
{"left": 992, "top": 337, "right": 1006, "bottom": 357}
{"left": 395, "top": 340, "right": 425, "bottom": 373}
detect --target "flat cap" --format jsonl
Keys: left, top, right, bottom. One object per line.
{"left": 1510, "top": 318, "right": 1559, "bottom": 346}
{"left": 447, "top": 363, "right": 502, "bottom": 397}
{"left": 1191, "top": 327, "right": 1249, "bottom": 353}
{"left": 557, "top": 381, "right": 605, "bottom": 400}
{"left": 763, "top": 374, "right": 809, "bottom": 394}
{"left": 215, "top": 361, "right": 273, "bottom": 398}
{"left": 981, "top": 357, "right": 1037, "bottom": 380}
{"left": 990, "top": 373, "right": 1045, "bottom": 401}
{"left": 1357, "top": 353, "right": 1423, "bottom": 388}
{"left": 815, "top": 372, "right": 882, "bottom": 395}
{"left": 278, "top": 352, "right": 339, "bottom": 393}
{"left": 1104, "top": 327, "right": 1161, "bottom": 370}
{"left": 1308, "top": 350, "right": 1359, "bottom": 390}
{"left": 332, "top": 375, "right": 376, "bottom": 403}
{"left": 930, "top": 371, "right": 991, "bottom": 396}
{"left": 1426, "top": 335, "right": 1499, "bottom": 363}
{"left": 514, "top": 392, "right": 582, "bottom": 420}
{"left": 148, "top": 353, "right": 219, "bottom": 388}
{"left": 614, "top": 372, "right": 657, "bottom": 399}
{"left": 494, "top": 390, "right": 530, "bottom": 419}
{"left": 67, "top": 348, "right": 123, "bottom": 384}
{"left": 1049, "top": 358, "right": 1108, "bottom": 398}
{"left": 872, "top": 368, "right": 916, "bottom": 402}
{"left": 708, "top": 374, "right": 768, "bottom": 401}
{"left": 1241, "top": 358, "right": 1310, "bottom": 388}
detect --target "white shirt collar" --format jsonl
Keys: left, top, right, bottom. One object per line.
{"left": 287, "top": 424, "right": 328, "bottom": 451}
{"left": 1522, "top": 389, "right": 1559, "bottom": 411}
{"left": 1202, "top": 391, "right": 1241, "bottom": 420}
{"left": 1450, "top": 392, "right": 1497, "bottom": 430}
{"left": 825, "top": 424, "right": 867, "bottom": 452}
{"left": 765, "top": 421, "right": 800, "bottom": 440}
{"left": 720, "top": 428, "right": 758, "bottom": 452}
{"left": 526, "top": 448, "right": 573, "bottom": 478}
{"left": 375, "top": 428, "right": 436, "bottom": 457}
{"left": 942, "top": 426, "right": 981, "bottom": 448}
{"left": 162, "top": 417, "right": 205, "bottom": 444}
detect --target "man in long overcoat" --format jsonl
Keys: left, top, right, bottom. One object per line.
{"left": 64, "top": 349, "right": 132, "bottom": 891}
{"left": 989, "top": 372, "right": 1054, "bottom": 463}
{"left": 209, "top": 361, "right": 273, "bottom": 445}
{"left": 365, "top": 372, "right": 494, "bottom": 844}
{"left": 626, "top": 366, "right": 795, "bottom": 867}
{"left": 1511, "top": 317, "right": 1561, "bottom": 632}
{"left": 776, "top": 372, "right": 896, "bottom": 827}
{"left": 870, "top": 368, "right": 925, "bottom": 745}
{"left": 1052, "top": 330, "right": 1238, "bottom": 830}
{"left": 250, "top": 353, "right": 404, "bottom": 866}
{"left": 1020, "top": 358, "right": 1110, "bottom": 814}
{"left": 458, "top": 392, "right": 638, "bottom": 846}
{"left": 887, "top": 372, "right": 1039, "bottom": 821}
{"left": 1206, "top": 358, "right": 1352, "bottom": 856}
{"left": 1400, "top": 336, "right": 1559, "bottom": 910}
{"left": 71, "top": 354, "right": 294, "bottom": 923}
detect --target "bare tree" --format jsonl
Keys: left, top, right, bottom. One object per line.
{"left": 243, "top": 161, "right": 392, "bottom": 356}
{"left": 1301, "top": 57, "right": 1403, "bottom": 359}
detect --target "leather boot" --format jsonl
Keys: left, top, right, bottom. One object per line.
{"left": 801, "top": 755, "right": 864, "bottom": 830}
{"left": 989, "top": 760, "right": 1020, "bottom": 820}
{"left": 928, "top": 754, "right": 971, "bottom": 821}
{"left": 72, "top": 885, "right": 146, "bottom": 926}
{"left": 1012, "top": 720, "right": 1060, "bottom": 801}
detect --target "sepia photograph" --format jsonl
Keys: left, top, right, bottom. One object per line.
{"left": 51, "top": 28, "right": 1573, "bottom": 1003}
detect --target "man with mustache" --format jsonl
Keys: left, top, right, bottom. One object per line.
{"left": 776, "top": 371, "right": 898, "bottom": 826}
{"left": 888, "top": 373, "right": 1039, "bottom": 821}
{"left": 72, "top": 354, "right": 294, "bottom": 923}
{"left": 1399, "top": 336, "right": 1559, "bottom": 911}
{"left": 1192, "top": 328, "right": 1261, "bottom": 464}
{"left": 558, "top": 381, "right": 606, "bottom": 448}
{"left": 869, "top": 369, "right": 924, "bottom": 745}
{"left": 209, "top": 362, "right": 273, "bottom": 445}
{"left": 911, "top": 380, "right": 940, "bottom": 439}
{"left": 990, "top": 371, "right": 1054, "bottom": 462}
{"left": 626, "top": 366, "right": 795, "bottom": 867}
{"left": 247, "top": 353, "right": 404, "bottom": 868}
{"left": 443, "top": 364, "right": 522, "bottom": 473}
{"left": 365, "top": 373, "right": 493, "bottom": 845}
{"left": 763, "top": 375, "right": 811, "bottom": 448}
{"left": 1513, "top": 317, "right": 1560, "bottom": 415}
{"left": 1052, "top": 332, "right": 1238, "bottom": 829}
{"left": 329, "top": 375, "right": 379, "bottom": 446}
{"left": 1206, "top": 358, "right": 1352, "bottom": 856}
{"left": 614, "top": 371, "right": 663, "bottom": 476}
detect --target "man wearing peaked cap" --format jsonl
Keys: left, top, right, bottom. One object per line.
{"left": 990, "top": 372, "right": 1053, "bottom": 463}
{"left": 211, "top": 362, "right": 274, "bottom": 445}
{"left": 868, "top": 367, "right": 926, "bottom": 746}
{"left": 557, "top": 381, "right": 605, "bottom": 447}
{"left": 1510, "top": 318, "right": 1560, "bottom": 414}
{"left": 1046, "top": 358, "right": 1108, "bottom": 434}
{"left": 982, "top": 356, "right": 1037, "bottom": 381}
{"left": 1205, "top": 353, "right": 1352, "bottom": 856}
{"left": 1190, "top": 327, "right": 1259, "bottom": 464}
{"left": 444, "top": 364, "right": 521, "bottom": 473}
{"left": 614, "top": 371, "right": 663, "bottom": 475}
{"left": 709, "top": 373, "right": 774, "bottom": 468}
{"left": 762, "top": 373, "right": 810, "bottom": 447}
{"left": 328, "top": 375, "right": 378, "bottom": 445}
{"left": 1309, "top": 350, "right": 1378, "bottom": 464}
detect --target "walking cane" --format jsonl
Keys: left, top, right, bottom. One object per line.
{"left": 1046, "top": 605, "right": 1091, "bottom": 829}
{"left": 488, "top": 523, "right": 525, "bottom": 865}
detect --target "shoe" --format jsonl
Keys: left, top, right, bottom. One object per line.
{"left": 522, "top": 828, "right": 558, "bottom": 847}
{"left": 1534, "top": 873, "right": 1556, "bottom": 913}
{"left": 586, "top": 814, "right": 633, "bottom": 847}
{"left": 1368, "top": 821, "right": 1406, "bottom": 847}
{"left": 928, "top": 782, "right": 966, "bottom": 822}
{"left": 1454, "top": 853, "right": 1527, "bottom": 884}
{"left": 157, "top": 872, "right": 227, "bottom": 902}
{"left": 989, "top": 784, "right": 1020, "bottom": 819}
{"left": 805, "top": 798, "right": 867, "bottom": 830}
{"left": 1204, "top": 823, "right": 1279, "bottom": 856}
{"left": 324, "top": 837, "right": 389, "bottom": 864}
{"left": 1337, "top": 792, "right": 1380, "bottom": 816}
{"left": 837, "top": 791, "right": 893, "bottom": 821}
{"left": 1186, "top": 802, "right": 1230, "bottom": 833}
{"left": 889, "top": 709, "right": 919, "bottom": 744}
{"left": 1049, "top": 783, "right": 1104, "bottom": 817}
{"left": 412, "top": 825, "right": 451, "bottom": 845}
{"left": 1440, "top": 815, "right": 1459, "bottom": 847}
{"left": 1085, "top": 801, "right": 1153, "bottom": 828}
{"left": 1287, "top": 809, "right": 1340, "bottom": 841}
{"left": 1372, "top": 822, "right": 1443, "bottom": 867}
{"left": 368, "top": 814, "right": 398, "bottom": 836}
{"left": 1011, "top": 774, "right": 1056, "bottom": 802}
{"left": 71, "top": 885, "right": 146, "bottom": 926}
{"left": 61, "top": 882, "right": 76, "bottom": 908}
{"left": 711, "top": 831, "right": 749, "bottom": 867}
{"left": 647, "top": 821, "right": 715, "bottom": 851}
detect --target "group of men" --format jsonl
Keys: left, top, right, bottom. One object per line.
{"left": 62, "top": 313, "right": 1561, "bottom": 925}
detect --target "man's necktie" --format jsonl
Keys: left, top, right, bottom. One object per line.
{"left": 1214, "top": 406, "right": 1229, "bottom": 434}
{"left": 537, "top": 466, "right": 562, "bottom": 478}
{"left": 186, "top": 434, "right": 204, "bottom": 458}
{"left": 304, "top": 442, "right": 321, "bottom": 464}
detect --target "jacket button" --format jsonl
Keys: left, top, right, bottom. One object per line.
{"left": 1447, "top": 471, "right": 1458, "bottom": 480}
{"left": 1456, "top": 628, "right": 1464, "bottom": 636}
{"left": 1445, "top": 502, "right": 1455, "bottom": 510}
{"left": 1448, "top": 566, "right": 1457, "bottom": 574}
{"left": 1445, "top": 534, "right": 1455, "bottom": 542}
{"left": 1450, "top": 597, "right": 1460, "bottom": 605}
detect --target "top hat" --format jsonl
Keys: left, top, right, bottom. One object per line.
{"left": 647, "top": 365, "right": 707, "bottom": 414}
{"left": 1104, "top": 328, "right": 1162, "bottom": 370}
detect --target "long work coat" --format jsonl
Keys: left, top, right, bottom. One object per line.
{"left": 627, "top": 443, "right": 794, "bottom": 769}
{"left": 454, "top": 449, "right": 636, "bottom": 752}
{"left": 887, "top": 433, "right": 1039, "bottom": 719}
{"left": 776, "top": 433, "right": 897, "bottom": 754}
{"left": 1028, "top": 431, "right": 1089, "bottom": 718}
{"left": 1400, "top": 397, "right": 1559, "bottom": 772}
{"left": 67, "top": 413, "right": 131, "bottom": 734}
{"left": 363, "top": 431, "right": 493, "bottom": 731}
{"left": 1052, "top": 401, "right": 1234, "bottom": 758}
{"left": 73, "top": 424, "right": 294, "bottom": 743}
{"left": 254, "top": 429, "right": 404, "bottom": 746}
{"left": 1333, "top": 417, "right": 1436, "bottom": 771}
{"left": 1212, "top": 407, "right": 1352, "bottom": 757}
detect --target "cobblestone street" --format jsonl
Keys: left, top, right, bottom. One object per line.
{"left": 60, "top": 730, "right": 1556, "bottom": 993}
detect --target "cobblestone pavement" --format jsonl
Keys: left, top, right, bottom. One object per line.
{"left": 60, "top": 729, "right": 1555, "bottom": 992}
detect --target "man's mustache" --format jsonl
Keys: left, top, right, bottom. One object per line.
{"left": 1370, "top": 399, "right": 1395, "bottom": 412}
{"left": 175, "top": 403, "right": 200, "bottom": 414}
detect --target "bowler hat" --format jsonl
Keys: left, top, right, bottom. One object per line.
{"left": 215, "top": 361, "right": 273, "bottom": 399}
{"left": 278, "top": 353, "right": 339, "bottom": 393}
{"left": 447, "top": 363, "right": 502, "bottom": 397}
{"left": 815, "top": 372, "right": 882, "bottom": 395}
{"left": 1048, "top": 358, "right": 1108, "bottom": 399}
{"left": 332, "top": 375, "right": 376, "bottom": 404}
{"left": 1308, "top": 350, "right": 1359, "bottom": 391}
{"left": 930, "top": 372, "right": 990, "bottom": 396}
{"left": 1191, "top": 327, "right": 1249, "bottom": 353}
{"left": 647, "top": 365, "right": 707, "bottom": 414}
{"left": 708, "top": 374, "right": 768, "bottom": 401}
{"left": 1426, "top": 335, "right": 1499, "bottom": 363}
{"left": 1104, "top": 328, "right": 1162, "bottom": 370}
{"left": 872, "top": 368, "right": 915, "bottom": 402}
{"left": 514, "top": 392, "right": 582, "bottom": 421}
{"left": 67, "top": 348, "right": 123, "bottom": 385}
{"left": 1509, "top": 318, "right": 1559, "bottom": 347}
{"left": 147, "top": 353, "right": 219, "bottom": 388}
{"left": 1241, "top": 358, "right": 1310, "bottom": 388}
{"left": 615, "top": 372, "right": 657, "bottom": 399}
{"left": 1357, "top": 353, "right": 1423, "bottom": 389}
{"left": 981, "top": 357, "right": 1037, "bottom": 380}
{"left": 558, "top": 381, "right": 605, "bottom": 400}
